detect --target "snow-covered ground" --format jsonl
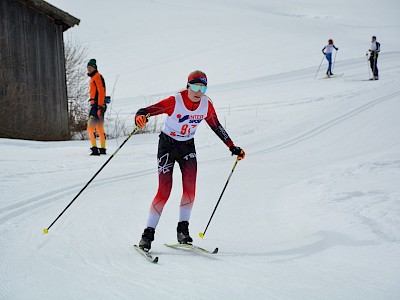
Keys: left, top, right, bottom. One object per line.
{"left": 1, "top": 0, "right": 400, "bottom": 299}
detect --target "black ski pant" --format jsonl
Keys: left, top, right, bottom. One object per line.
{"left": 145, "top": 132, "right": 197, "bottom": 229}
{"left": 369, "top": 54, "right": 379, "bottom": 77}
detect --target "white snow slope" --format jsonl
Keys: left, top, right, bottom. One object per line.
{"left": 1, "top": 0, "right": 400, "bottom": 299}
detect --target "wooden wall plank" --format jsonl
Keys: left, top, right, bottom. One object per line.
{"left": 0, "top": 0, "right": 70, "bottom": 140}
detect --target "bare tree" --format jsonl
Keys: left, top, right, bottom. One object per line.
{"left": 64, "top": 37, "right": 89, "bottom": 139}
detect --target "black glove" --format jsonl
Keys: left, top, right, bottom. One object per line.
{"left": 229, "top": 145, "right": 245, "bottom": 160}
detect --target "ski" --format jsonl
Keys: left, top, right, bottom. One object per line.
{"left": 164, "top": 243, "right": 218, "bottom": 254}
{"left": 133, "top": 245, "right": 159, "bottom": 263}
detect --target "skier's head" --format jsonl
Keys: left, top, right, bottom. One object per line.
{"left": 187, "top": 70, "right": 207, "bottom": 102}
{"left": 87, "top": 58, "right": 97, "bottom": 74}
{"left": 328, "top": 39, "right": 333, "bottom": 44}
{"left": 372, "top": 36, "right": 377, "bottom": 41}
{"left": 87, "top": 58, "right": 97, "bottom": 69}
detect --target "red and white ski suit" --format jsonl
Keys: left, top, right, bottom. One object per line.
{"left": 136, "top": 89, "right": 234, "bottom": 228}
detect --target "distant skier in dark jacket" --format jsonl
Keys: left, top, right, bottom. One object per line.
{"left": 134, "top": 70, "right": 245, "bottom": 252}
{"left": 369, "top": 36, "right": 380, "bottom": 80}
{"left": 322, "top": 39, "right": 339, "bottom": 76}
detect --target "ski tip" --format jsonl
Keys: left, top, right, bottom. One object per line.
{"left": 198, "top": 232, "right": 204, "bottom": 239}
{"left": 134, "top": 245, "right": 159, "bottom": 263}
{"left": 213, "top": 248, "right": 219, "bottom": 254}
{"left": 43, "top": 228, "right": 49, "bottom": 235}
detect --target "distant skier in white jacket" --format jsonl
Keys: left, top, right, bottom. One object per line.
{"left": 369, "top": 35, "right": 380, "bottom": 80}
{"left": 322, "top": 39, "right": 339, "bottom": 76}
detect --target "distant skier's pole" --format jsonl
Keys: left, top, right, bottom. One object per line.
{"left": 366, "top": 52, "right": 371, "bottom": 79}
{"left": 314, "top": 55, "right": 325, "bottom": 79}
{"left": 107, "top": 74, "right": 119, "bottom": 119}
{"left": 332, "top": 50, "right": 338, "bottom": 72}
{"left": 199, "top": 157, "right": 240, "bottom": 239}
{"left": 43, "top": 116, "right": 148, "bottom": 235}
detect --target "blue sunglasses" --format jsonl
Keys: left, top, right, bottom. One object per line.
{"left": 188, "top": 83, "right": 207, "bottom": 93}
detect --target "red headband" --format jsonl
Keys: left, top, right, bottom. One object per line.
{"left": 188, "top": 73, "right": 207, "bottom": 86}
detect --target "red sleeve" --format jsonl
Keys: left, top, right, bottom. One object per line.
{"left": 205, "top": 101, "right": 217, "bottom": 126}
{"left": 142, "top": 95, "right": 176, "bottom": 117}
{"left": 205, "top": 100, "right": 234, "bottom": 148}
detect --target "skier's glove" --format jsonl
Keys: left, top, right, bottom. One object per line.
{"left": 135, "top": 115, "right": 148, "bottom": 128}
{"left": 229, "top": 145, "right": 245, "bottom": 160}
{"left": 97, "top": 106, "right": 105, "bottom": 120}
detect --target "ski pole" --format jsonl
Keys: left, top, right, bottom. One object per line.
{"left": 43, "top": 117, "right": 148, "bottom": 234}
{"left": 314, "top": 55, "right": 325, "bottom": 79}
{"left": 199, "top": 157, "right": 241, "bottom": 239}
{"left": 332, "top": 50, "right": 338, "bottom": 72}
{"left": 106, "top": 74, "right": 119, "bottom": 120}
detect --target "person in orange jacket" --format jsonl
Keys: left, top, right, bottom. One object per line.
{"left": 86, "top": 59, "right": 107, "bottom": 155}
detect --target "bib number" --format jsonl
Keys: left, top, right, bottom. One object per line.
{"left": 180, "top": 124, "right": 190, "bottom": 135}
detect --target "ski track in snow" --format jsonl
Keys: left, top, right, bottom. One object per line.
{"left": 252, "top": 89, "right": 400, "bottom": 155}
{"left": 0, "top": 167, "right": 155, "bottom": 225}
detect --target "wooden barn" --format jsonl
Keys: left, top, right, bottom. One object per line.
{"left": 0, "top": 0, "right": 80, "bottom": 141}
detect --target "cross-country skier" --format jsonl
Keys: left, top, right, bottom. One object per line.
{"left": 135, "top": 70, "right": 245, "bottom": 251}
{"left": 86, "top": 59, "right": 107, "bottom": 155}
{"left": 369, "top": 36, "right": 380, "bottom": 80}
{"left": 322, "top": 39, "right": 339, "bottom": 76}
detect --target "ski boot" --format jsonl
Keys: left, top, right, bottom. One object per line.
{"left": 139, "top": 227, "right": 155, "bottom": 252}
{"left": 90, "top": 146, "right": 100, "bottom": 156}
{"left": 177, "top": 221, "right": 193, "bottom": 244}
{"left": 99, "top": 148, "right": 106, "bottom": 155}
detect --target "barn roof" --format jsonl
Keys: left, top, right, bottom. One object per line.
{"left": 18, "top": 0, "right": 80, "bottom": 31}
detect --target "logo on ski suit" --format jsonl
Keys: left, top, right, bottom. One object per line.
{"left": 178, "top": 114, "right": 204, "bottom": 124}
